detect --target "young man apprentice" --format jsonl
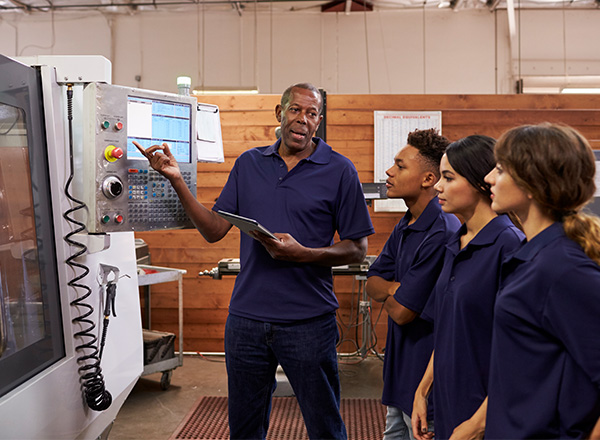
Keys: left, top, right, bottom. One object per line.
{"left": 366, "top": 129, "right": 460, "bottom": 440}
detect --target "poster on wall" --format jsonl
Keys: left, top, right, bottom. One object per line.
{"left": 374, "top": 111, "right": 442, "bottom": 212}
{"left": 197, "top": 103, "right": 224, "bottom": 163}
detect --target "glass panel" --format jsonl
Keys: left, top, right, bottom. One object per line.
{"left": 0, "top": 103, "right": 45, "bottom": 359}
{"left": 0, "top": 55, "right": 64, "bottom": 397}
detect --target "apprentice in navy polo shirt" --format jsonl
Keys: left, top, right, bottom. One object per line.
{"left": 484, "top": 123, "right": 600, "bottom": 439}
{"left": 366, "top": 128, "right": 460, "bottom": 440}
{"left": 134, "top": 82, "right": 374, "bottom": 440}
{"left": 413, "top": 136, "right": 524, "bottom": 440}
{"left": 418, "top": 216, "right": 523, "bottom": 440}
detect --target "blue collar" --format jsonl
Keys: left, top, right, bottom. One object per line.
{"left": 402, "top": 197, "right": 444, "bottom": 232}
{"left": 261, "top": 137, "right": 331, "bottom": 165}
{"left": 511, "top": 222, "right": 564, "bottom": 262}
{"left": 449, "top": 214, "right": 517, "bottom": 250}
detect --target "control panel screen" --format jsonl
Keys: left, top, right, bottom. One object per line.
{"left": 126, "top": 96, "right": 192, "bottom": 163}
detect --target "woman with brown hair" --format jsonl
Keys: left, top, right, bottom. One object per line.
{"left": 484, "top": 122, "right": 600, "bottom": 439}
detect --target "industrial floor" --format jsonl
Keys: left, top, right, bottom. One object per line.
{"left": 109, "top": 354, "right": 384, "bottom": 440}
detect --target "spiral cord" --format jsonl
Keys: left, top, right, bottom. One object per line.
{"left": 63, "top": 84, "right": 112, "bottom": 412}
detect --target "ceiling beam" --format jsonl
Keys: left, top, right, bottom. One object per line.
{"left": 321, "top": 0, "right": 373, "bottom": 13}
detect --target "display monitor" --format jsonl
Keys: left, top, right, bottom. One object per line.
{"left": 126, "top": 95, "right": 192, "bottom": 163}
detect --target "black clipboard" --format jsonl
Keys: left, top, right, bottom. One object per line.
{"left": 217, "top": 210, "right": 278, "bottom": 240}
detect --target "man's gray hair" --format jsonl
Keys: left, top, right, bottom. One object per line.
{"left": 280, "top": 83, "right": 323, "bottom": 115}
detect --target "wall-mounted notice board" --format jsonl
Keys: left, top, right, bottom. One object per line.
{"left": 374, "top": 111, "right": 442, "bottom": 212}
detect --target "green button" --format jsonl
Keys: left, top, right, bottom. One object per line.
{"left": 102, "top": 120, "right": 110, "bottom": 129}
{"left": 101, "top": 215, "right": 110, "bottom": 224}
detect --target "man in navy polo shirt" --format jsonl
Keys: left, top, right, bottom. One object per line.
{"left": 366, "top": 129, "right": 460, "bottom": 440}
{"left": 134, "top": 83, "right": 374, "bottom": 440}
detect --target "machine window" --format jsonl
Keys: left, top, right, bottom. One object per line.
{"left": 0, "top": 99, "right": 64, "bottom": 397}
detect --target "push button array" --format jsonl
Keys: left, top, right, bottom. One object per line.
{"left": 128, "top": 169, "right": 150, "bottom": 201}
{"left": 126, "top": 168, "right": 193, "bottom": 226}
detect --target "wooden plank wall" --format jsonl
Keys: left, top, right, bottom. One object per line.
{"left": 135, "top": 94, "right": 600, "bottom": 354}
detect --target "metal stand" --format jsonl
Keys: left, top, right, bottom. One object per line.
{"left": 356, "top": 274, "right": 373, "bottom": 358}
{"left": 137, "top": 264, "right": 186, "bottom": 390}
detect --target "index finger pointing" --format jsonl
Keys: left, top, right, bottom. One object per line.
{"left": 132, "top": 140, "right": 147, "bottom": 157}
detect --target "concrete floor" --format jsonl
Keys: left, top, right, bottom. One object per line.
{"left": 109, "top": 354, "right": 384, "bottom": 440}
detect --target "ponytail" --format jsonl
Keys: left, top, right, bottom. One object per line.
{"left": 563, "top": 212, "right": 600, "bottom": 265}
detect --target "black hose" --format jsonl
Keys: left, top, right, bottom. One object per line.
{"left": 63, "top": 84, "right": 112, "bottom": 412}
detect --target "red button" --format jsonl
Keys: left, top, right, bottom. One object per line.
{"left": 115, "top": 122, "right": 124, "bottom": 131}
{"left": 115, "top": 215, "right": 124, "bottom": 224}
{"left": 111, "top": 147, "right": 124, "bottom": 159}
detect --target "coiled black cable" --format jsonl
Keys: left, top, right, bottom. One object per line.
{"left": 63, "top": 84, "right": 112, "bottom": 412}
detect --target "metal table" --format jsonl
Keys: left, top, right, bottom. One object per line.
{"left": 137, "top": 264, "right": 186, "bottom": 390}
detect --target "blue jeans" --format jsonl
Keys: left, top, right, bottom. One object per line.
{"left": 383, "top": 407, "right": 433, "bottom": 440}
{"left": 383, "top": 407, "right": 414, "bottom": 440}
{"left": 225, "top": 313, "right": 347, "bottom": 440}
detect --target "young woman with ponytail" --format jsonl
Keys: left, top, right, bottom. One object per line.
{"left": 484, "top": 123, "right": 600, "bottom": 439}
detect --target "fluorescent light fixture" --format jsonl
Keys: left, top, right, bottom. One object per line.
{"left": 561, "top": 87, "right": 600, "bottom": 94}
{"left": 193, "top": 87, "right": 259, "bottom": 95}
{"left": 520, "top": 75, "right": 600, "bottom": 94}
{"left": 522, "top": 87, "right": 561, "bottom": 94}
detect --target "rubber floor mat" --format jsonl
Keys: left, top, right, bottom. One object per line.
{"left": 170, "top": 396, "right": 385, "bottom": 439}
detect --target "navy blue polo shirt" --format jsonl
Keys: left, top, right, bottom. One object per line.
{"left": 486, "top": 222, "right": 600, "bottom": 439}
{"left": 421, "top": 215, "right": 524, "bottom": 440}
{"left": 367, "top": 197, "right": 460, "bottom": 415}
{"left": 213, "top": 137, "right": 374, "bottom": 323}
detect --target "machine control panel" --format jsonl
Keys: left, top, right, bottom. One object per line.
{"left": 83, "top": 82, "right": 198, "bottom": 232}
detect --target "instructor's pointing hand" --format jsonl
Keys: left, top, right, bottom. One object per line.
{"left": 132, "top": 141, "right": 181, "bottom": 181}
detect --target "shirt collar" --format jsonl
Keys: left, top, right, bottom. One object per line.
{"left": 261, "top": 137, "right": 331, "bottom": 164}
{"left": 403, "top": 197, "right": 444, "bottom": 232}
{"left": 510, "top": 221, "right": 564, "bottom": 262}
{"left": 447, "top": 214, "right": 519, "bottom": 250}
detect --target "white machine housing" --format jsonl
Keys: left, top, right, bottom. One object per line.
{"left": 0, "top": 55, "right": 188, "bottom": 439}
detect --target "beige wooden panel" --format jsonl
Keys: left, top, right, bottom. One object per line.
{"left": 327, "top": 109, "right": 600, "bottom": 127}
{"left": 327, "top": 94, "right": 600, "bottom": 110}
{"left": 196, "top": 95, "right": 281, "bottom": 111}
{"left": 211, "top": 110, "right": 280, "bottom": 126}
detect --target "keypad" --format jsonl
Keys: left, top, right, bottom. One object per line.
{"left": 127, "top": 169, "right": 193, "bottom": 227}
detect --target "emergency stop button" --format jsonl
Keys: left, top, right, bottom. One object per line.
{"left": 104, "top": 145, "right": 124, "bottom": 162}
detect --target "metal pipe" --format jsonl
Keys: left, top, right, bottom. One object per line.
{"left": 0, "top": 0, "right": 330, "bottom": 12}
